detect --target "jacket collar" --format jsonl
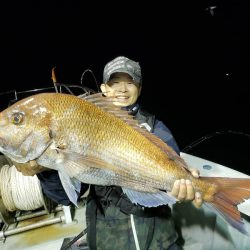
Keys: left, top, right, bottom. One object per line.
{"left": 122, "top": 103, "right": 140, "bottom": 115}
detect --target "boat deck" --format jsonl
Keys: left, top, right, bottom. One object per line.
{"left": 1, "top": 201, "right": 87, "bottom": 250}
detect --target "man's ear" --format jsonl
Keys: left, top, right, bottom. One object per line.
{"left": 100, "top": 83, "right": 107, "bottom": 94}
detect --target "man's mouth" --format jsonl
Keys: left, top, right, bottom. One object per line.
{"left": 115, "top": 96, "right": 129, "bottom": 102}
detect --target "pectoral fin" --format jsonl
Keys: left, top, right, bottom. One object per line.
{"left": 58, "top": 170, "right": 81, "bottom": 207}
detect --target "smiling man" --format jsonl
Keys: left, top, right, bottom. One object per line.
{"left": 101, "top": 72, "right": 141, "bottom": 106}
{"left": 101, "top": 56, "right": 142, "bottom": 107}
{"left": 85, "top": 56, "right": 202, "bottom": 250}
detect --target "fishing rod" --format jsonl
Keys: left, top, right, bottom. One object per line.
{"left": 181, "top": 130, "right": 250, "bottom": 153}
{"left": 52, "top": 67, "right": 96, "bottom": 95}
{"left": 61, "top": 227, "right": 88, "bottom": 250}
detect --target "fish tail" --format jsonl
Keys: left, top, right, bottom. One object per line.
{"left": 202, "top": 177, "right": 250, "bottom": 235}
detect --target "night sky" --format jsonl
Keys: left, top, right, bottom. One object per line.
{"left": 1, "top": 1, "right": 250, "bottom": 173}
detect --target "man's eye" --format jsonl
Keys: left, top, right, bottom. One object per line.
{"left": 108, "top": 82, "right": 118, "bottom": 87}
{"left": 11, "top": 112, "right": 25, "bottom": 125}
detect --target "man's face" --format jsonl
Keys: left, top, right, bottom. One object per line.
{"left": 100, "top": 72, "right": 141, "bottom": 107}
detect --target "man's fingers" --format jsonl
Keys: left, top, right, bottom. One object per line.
{"left": 30, "top": 160, "right": 38, "bottom": 168}
{"left": 12, "top": 160, "right": 48, "bottom": 176}
{"left": 15, "top": 165, "right": 34, "bottom": 176}
{"left": 172, "top": 179, "right": 193, "bottom": 201}
{"left": 185, "top": 179, "right": 195, "bottom": 200}
{"left": 177, "top": 179, "right": 187, "bottom": 201}
{"left": 171, "top": 178, "right": 203, "bottom": 208}
{"left": 171, "top": 180, "right": 180, "bottom": 197}
{"left": 192, "top": 192, "right": 203, "bottom": 208}
{"left": 15, "top": 164, "right": 22, "bottom": 173}
{"left": 189, "top": 168, "right": 200, "bottom": 178}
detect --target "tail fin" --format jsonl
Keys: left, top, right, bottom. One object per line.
{"left": 202, "top": 177, "right": 250, "bottom": 235}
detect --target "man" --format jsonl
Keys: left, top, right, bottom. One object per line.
{"left": 85, "top": 56, "right": 202, "bottom": 250}
{"left": 13, "top": 56, "right": 202, "bottom": 249}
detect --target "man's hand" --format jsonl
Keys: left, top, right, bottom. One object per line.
{"left": 171, "top": 168, "right": 203, "bottom": 208}
{"left": 12, "top": 160, "right": 48, "bottom": 176}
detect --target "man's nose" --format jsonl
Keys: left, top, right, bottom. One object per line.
{"left": 117, "top": 82, "right": 127, "bottom": 92}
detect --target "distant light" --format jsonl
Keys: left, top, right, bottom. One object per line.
{"left": 206, "top": 6, "right": 217, "bottom": 16}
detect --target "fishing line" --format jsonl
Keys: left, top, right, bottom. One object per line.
{"left": 0, "top": 84, "right": 95, "bottom": 108}
{"left": 182, "top": 130, "right": 250, "bottom": 153}
{"left": 0, "top": 165, "right": 44, "bottom": 212}
{"left": 80, "top": 69, "right": 99, "bottom": 92}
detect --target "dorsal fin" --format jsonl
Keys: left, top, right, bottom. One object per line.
{"left": 79, "top": 93, "right": 189, "bottom": 171}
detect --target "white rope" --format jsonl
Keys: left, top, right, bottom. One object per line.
{"left": 0, "top": 165, "right": 16, "bottom": 211}
{"left": 130, "top": 214, "right": 141, "bottom": 250}
{"left": 0, "top": 164, "right": 44, "bottom": 211}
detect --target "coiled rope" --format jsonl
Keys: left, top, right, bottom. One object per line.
{"left": 0, "top": 165, "right": 44, "bottom": 211}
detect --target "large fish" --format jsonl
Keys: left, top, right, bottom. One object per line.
{"left": 0, "top": 92, "right": 250, "bottom": 234}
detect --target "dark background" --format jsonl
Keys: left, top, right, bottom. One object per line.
{"left": 1, "top": 1, "right": 250, "bottom": 174}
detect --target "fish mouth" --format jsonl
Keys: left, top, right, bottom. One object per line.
{"left": 0, "top": 138, "right": 53, "bottom": 164}
{"left": 0, "top": 133, "right": 53, "bottom": 164}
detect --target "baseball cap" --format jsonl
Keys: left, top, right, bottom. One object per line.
{"left": 103, "top": 56, "right": 142, "bottom": 84}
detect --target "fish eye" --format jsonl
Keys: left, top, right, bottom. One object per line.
{"left": 11, "top": 112, "right": 25, "bottom": 125}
